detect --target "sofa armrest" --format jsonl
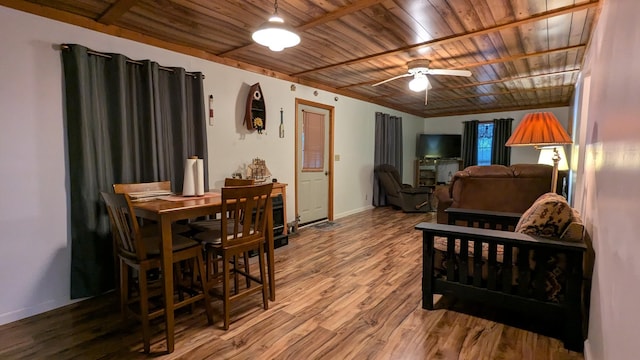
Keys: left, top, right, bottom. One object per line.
{"left": 434, "top": 186, "right": 453, "bottom": 224}
{"left": 434, "top": 186, "right": 451, "bottom": 202}
{"left": 415, "top": 222, "right": 587, "bottom": 251}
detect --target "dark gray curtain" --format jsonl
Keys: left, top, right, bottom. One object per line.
{"left": 62, "top": 44, "right": 208, "bottom": 298}
{"left": 491, "top": 118, "right": 513, "bottom": 166}
{"left": 373, "top": 112, "right": 403, "bottom": 206}
{"left": 461, "top": 120, "right": 479, "bottom": 168}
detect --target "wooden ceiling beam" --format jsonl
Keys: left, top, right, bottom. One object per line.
{"left": 422, "top": 102, "right": 571, "bottom": 118}
{"left": 447, "top": 45, "right": 585, "bottom": 70}
{"left": 219, "top": 0, "right": 385, "bottom": 57}
{"left": 340, "top": 68, "right": 580, "bottom": 90}
{"left": 441, "top": 70, "right": 580, "bottom": 91}
{"left": 97, "top": 0, "right": 138, "bottom": 25}
{"left": 297, "top": 0, "right": 385, "bottom": 31}
{"left": 429, "top": 85, "right": 576, "bottom": 102}
{"left": 382, "top": 84, "right": 574, "bottom": 107}
{"left": 292, "top": 1, "right": 599, "bottom": 77}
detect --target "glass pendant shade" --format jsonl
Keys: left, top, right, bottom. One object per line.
{"left": 409, "top": 74, "right": 429, "bottom": 92}
{"left": 252, "top": 2, "right": 300, "bottom": 52}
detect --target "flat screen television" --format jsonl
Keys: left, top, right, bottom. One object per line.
{"left": 416, "top": 134, "right": 462, "bottom": 159}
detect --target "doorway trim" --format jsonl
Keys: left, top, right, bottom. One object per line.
{"left": 295, "top": 98, "right": 334, "bottom": 225}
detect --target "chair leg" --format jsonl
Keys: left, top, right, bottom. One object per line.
{"left": 138, "top": 267, "right": 151, "bottom": 354}
{"left": 258, "top": 245, "right": 269, "bottom": 310}
{"left": 211, "top": 249, "right": 219, "bottom": 278}
{"left": 243, "top": 252, "right": 251, "bottom": 289}
{"left": 174, "top": 263, "right": 185, "bottom": 304}
{"left": 222, "top": 253, "right": 231, "bottom": 330}
{"left": 195, "top": 252, "right": 214, "bottom": 325}
{"left": 119, "top": 260, "right": 128, "bottom": 321}
{"left": 233, "top": 255, "right": 240, "bottom": 295}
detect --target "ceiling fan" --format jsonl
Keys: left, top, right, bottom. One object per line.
{"left": 372, "top": 60, "right": 472, "bottom": 105}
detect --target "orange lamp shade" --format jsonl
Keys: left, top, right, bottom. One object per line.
{"left": 506, "top": 112, "right": 572, "bottom": 147}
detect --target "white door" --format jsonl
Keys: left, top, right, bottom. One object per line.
{"left": 296, "top": 100, "right": 333, "bottom": 226}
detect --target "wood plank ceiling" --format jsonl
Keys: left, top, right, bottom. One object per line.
{"left": 4, "top": 0, "right": 600, "bottom": 118}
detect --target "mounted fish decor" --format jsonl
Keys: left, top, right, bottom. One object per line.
{"left": 244, "top": 83, "right": 266, "bottom": 134}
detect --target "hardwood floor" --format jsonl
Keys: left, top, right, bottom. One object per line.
{"left": 0, "top": 207, "right": 583, "bottom": 359}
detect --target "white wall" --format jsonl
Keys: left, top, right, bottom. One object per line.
{"left": 0, "top": 6, "right": 423, "bottom": 325}
{"left": 571, "top": 1, "right": 640, "bottom": 359}
{"left": 422, "top": 107, "right": 571, "bottom": 165}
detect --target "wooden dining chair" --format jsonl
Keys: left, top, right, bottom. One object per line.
{"left": 100, "top": 191, "right": 214, "bottom": 353}
{"left": 112, "top": 181, "right": 191, "bottom": 233}
{"left": 194, "top": 183, "right": 273, "bottom": 330}
{"left": 188, "top": 178, "right": 255, "bottom": 232}
{"left": 189, "top": 178, "right": 256, "bottom": 283}
{"left": 111, "top": 181, "right": 192, "bottom": 297}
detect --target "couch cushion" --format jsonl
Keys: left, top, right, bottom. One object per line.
{"left": 510, "top": 163, "right": 553, "bottom": 178}
{"left": 515, "top": 192, "right": 573, "bottom": 238}
{"left": 560, "top": 208, "right": 585, "bottom": 242}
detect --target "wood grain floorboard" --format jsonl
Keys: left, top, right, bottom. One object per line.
{"left": 0, "top": 207, "right": 584, "bottom": 359}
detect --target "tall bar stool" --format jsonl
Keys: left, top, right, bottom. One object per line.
{"left": 189, "top": 178, "right": 255, "bottom": 283}
{"left": 194, "top": 183, "right": 273, "bottom": 329}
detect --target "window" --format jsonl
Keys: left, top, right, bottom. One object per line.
{"left": 477, "top": 122, "right": 494, "bottom": 166}
{"left": 302, "top": 110, "right": 325, "bottom": 171}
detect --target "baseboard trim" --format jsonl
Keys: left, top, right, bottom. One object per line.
{"left": 335, "top": 205, "right": 374, "bottom": 219}
{"left": 0, "top": 297, "right": 83, "bottom": 326}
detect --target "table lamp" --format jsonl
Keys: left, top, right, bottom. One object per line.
{"left": 505, "top": 112, "right": 572, "bottom": 192}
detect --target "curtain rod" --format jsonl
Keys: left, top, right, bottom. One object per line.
{"left": 60, "top": 44, "right": 204, "bottom": 79}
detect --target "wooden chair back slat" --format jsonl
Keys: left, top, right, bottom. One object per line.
{"left": 100, "top": 192, "right": 147, "bottom": 261}
{"left": 113, "top": 181, "right": 171, "bottom": 194}
{"left": 220, "top": 183, "right": 273, "bottom": 249}
{"left": 224, "top": 178, "right": 255, "bottom": 187}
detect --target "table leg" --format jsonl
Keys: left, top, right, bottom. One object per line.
{"left": 160, "top": 217, "right": 175, "bottom": 353}
{"left": 266, "top": 201, "right": 275, "bottom": 301}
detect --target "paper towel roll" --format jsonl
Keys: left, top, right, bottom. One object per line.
{"left": 195, "top": 158, "right": 204, "bottom": 196}
{"left": 182, "top": 156, "right": 204, "bottom": 196}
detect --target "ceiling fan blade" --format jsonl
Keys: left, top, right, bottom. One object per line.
{"left": 372, "top": 73, "right": 412, "bottom": 87}
{"left": 427, "top": 69, "right": 472, "bottom": 77}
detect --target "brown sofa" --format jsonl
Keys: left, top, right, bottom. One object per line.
{"left": 434, "top": 164, "right": 555, "bottom": 224}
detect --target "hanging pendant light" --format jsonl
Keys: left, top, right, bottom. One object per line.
{"left": 252, "top": 0, "right": 300, "bottom": 52}
{"left": 408, "top": 73, "right": 429, "bottom": 92}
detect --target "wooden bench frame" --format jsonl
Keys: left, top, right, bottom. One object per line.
{"left": 416, "top": 208, "right": 587, "bottom": 351}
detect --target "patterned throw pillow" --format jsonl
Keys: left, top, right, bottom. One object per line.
{"left": 515, "top": 192, "right": 573, "bottom": 238}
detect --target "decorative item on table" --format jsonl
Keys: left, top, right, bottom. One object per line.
{"left": 244, "top": 83, "right": 266, "bottom": 134}
{"left": 246, "top": 158, "right": 271, "bottom": 183}
{"left": 182, "top": 156, "right": 205, "bottom": 196}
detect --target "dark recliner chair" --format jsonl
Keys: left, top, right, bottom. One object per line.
{"left": 375, "top": 164, "right": 432, "bottom": 212}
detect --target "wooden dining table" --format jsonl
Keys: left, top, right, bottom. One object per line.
{"left": 132, "top": 186, "right": 281, "bottom": 353}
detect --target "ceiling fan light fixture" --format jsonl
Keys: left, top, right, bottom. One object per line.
{"left": 252, "top": 0, "right": 300, "bottom": 52}
{"left": 409, "top": 74, "right": 429, "bottom": 92}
